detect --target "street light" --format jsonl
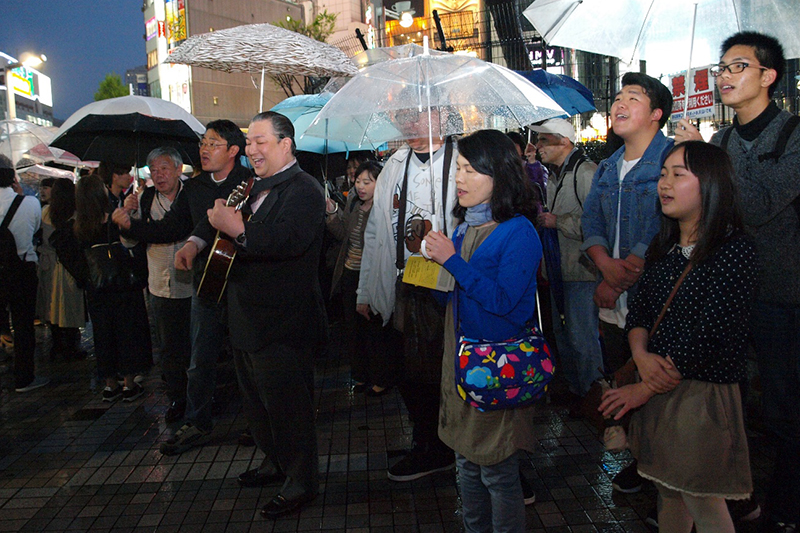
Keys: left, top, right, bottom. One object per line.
{"left": 4, "top": 52, "right": 46, "bottom": 120}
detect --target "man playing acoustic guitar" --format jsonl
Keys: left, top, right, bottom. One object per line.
{"left": 174, "top": 112, "right": 327, "bottom": 519}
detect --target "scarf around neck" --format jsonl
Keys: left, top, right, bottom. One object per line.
{"left": 464, "top": 203, "right": 493, "bottom": 226}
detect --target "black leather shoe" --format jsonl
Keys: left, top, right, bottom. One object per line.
{"left": 164, "top": 401, "right": 186, "bottom": 423}
{"left": 260, "top": 493, "right": 315, "bottom": 518}
{"left": 237, "top": 468, "right": 284, "bottom": 487}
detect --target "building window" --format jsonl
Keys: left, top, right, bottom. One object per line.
{"left": 147, "top": 50, "right": 159, "bottom": 70}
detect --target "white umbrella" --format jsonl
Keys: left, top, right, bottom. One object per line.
{"left": 54, "top": 95, "right": 205, "bottom": 136}
{"left": 523, "top": 0, "right": 800, "bottom": 72}
{"left": 50, "top": 95, "right": 205, "bottom": 167}
{"left": 164, "top": 23, "right": 359, "bottom": 111}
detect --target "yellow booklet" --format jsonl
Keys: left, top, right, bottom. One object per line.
{"left": 402, "top": 255, "right": 455, "bottom": 291}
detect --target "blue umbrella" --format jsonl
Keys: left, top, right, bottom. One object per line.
{"left": 270, "top": 93, "right": 385, "bottom": 155}
{"left": 515, "top": 69, "right": 596, "bottom": 117}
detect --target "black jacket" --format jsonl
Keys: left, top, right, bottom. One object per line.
{"left": 193, "top": 163, "right": 327, "bottom": 354}
{"left": 123, "top": 165, "right": 252, "bottom": 286}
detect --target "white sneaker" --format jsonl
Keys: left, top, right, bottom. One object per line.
{"left": 15, "top": 376, "right": 50, "bottom": 393}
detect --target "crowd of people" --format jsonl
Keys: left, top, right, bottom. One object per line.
{"left": 0, "top": 29, "right": 797, "bottom": 533}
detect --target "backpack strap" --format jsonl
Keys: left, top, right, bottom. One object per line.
{"left": 720, "top": 125, "right": 734, "bottom": 151}
{"left": 553, "top": 149, "right": 590, "bottom": 210}
{"left": 759, "top": 114, "right": 800, "bottom": 163}
{"left": 139, "top": 187, "right": 156, "bottom": 222}
{"left": 1, "top": 195, "right": 24, "bottom": 231}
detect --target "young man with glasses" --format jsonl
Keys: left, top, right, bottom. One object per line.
{"left": 114, "top": 120, "right": 250, "bottom": 451}
{"left": 677, "top": 31, "right": 800, "bottom": 533}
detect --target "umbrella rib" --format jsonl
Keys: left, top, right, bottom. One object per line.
{"left": 630, "top": 0, "right": 659, "bottom": 64}
{"left": 542, "top": 0, "right": 584, "bottom": 43}
{"left": 730, "top": 0, "right": 742, "bottom": 31}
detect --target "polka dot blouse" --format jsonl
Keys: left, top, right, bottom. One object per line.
{"left": 625, "top": 235, "right": 757, "bottom": 383}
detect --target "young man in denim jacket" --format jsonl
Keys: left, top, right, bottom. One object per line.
{"left": 580, "top": 72, "right": 673, "bottom": 494}
{"left": 581, "top": 72, "right": 673, "bottom": 372}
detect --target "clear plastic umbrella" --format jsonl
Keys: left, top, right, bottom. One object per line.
{"left": 523, "top": 0, "right": 800, "bottom": 73}
{"left": 0, "top": 119, "right": 74, "bottom": 169}
{"left": 323, "top": 43, "right": 449, "bottom": 94}
{"left": 305, "top": 48, "right": 566, "bottom": 147}
{"left": 305, "top": 41, "right": 566, "bottom": 229}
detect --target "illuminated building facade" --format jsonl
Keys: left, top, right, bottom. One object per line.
{"left": 143, "top": 0, "right": 303, "bottom": 127}
{"left": 0, "top": 51, "right": 54, "bottom": 126}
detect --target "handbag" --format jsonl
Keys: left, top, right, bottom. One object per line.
{"left": 455, "top": 317, "right": 554, "bottom": 412}
{"left": 452, "top": 226, "right": 554, "bottom": 411}
{"left": 596, "top": 260, "right": 694, "bottom": 450}
{"left": 84, "top": 223, "right": 147, "bottom": 293}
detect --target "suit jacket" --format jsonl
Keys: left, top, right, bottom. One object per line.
{"left": 197, "top": 163, "right": 327, "bottom": 353}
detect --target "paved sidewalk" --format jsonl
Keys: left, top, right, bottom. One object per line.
{"left": 0, "top": 325, "right": 772, "bottom": 532}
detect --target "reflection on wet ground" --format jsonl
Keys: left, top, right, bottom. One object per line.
{"left": 0, "top": 325, "right": 770, "bottom": 532}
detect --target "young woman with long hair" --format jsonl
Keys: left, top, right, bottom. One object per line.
{"left": 599, "top": 141, "right": 756, "bottom": 532}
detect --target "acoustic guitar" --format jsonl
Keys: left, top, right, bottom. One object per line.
{"left": 197, "top": 178, "right": 254, "bottom": 302}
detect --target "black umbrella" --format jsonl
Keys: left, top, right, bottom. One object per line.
{"left": 50, "top": 113, "right": 201, "bottom": 167}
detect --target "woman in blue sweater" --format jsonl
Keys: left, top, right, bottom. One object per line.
{"left": 424, "top": 129, "right": 543, "bottom": 533}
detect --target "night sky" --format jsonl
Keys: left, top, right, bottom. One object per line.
{"left": 2, "top": 1, "right": 145, "bottom": 122}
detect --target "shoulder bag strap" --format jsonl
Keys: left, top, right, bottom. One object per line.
{"left": 758, "top": 114, "right": 800, "bottom": 163}
{"left": 572, "top": 158, "right": 587, "bottom": 210}
{"left": 649, "top": 261, "right": 693, "bottom": 339}
{"left": 1, "top": 195, "right": 24, "bottom": 231}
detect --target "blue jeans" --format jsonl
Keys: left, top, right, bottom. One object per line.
{"left": 185, "top": 293, "right": 227, "bottom": 432}
{"left": 551, "top": 281, "right": 603, "bottom": 396}
{"left": 750, "top": 300, "right": 800, "bottom": 525}
{"left": 456, "top": 452, "right": 525, "bottom": 533}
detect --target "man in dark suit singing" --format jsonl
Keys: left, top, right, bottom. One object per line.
{"left": 175, "top": 111, "right": 326, "bottom": 518}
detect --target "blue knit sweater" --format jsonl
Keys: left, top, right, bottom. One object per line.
{"left": 443, "top": 215, "right": 542, "bottom": 342}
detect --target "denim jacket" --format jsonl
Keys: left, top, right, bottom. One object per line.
{"left": 580, "top": 130, "right": 673, "bottom": 261}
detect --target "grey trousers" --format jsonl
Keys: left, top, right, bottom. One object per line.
{"left": 234, "top": 344, "right": 319, "bottom": 499}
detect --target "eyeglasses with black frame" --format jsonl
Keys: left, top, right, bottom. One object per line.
{"left": 710, "top": 62, "right": 769, "bottom": 77}
{"left": 198, "top": 140, "right": 229, "bottom": 150}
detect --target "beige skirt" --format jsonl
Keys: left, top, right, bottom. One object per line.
{"left": 50, "top": 262, "right": 86, "bottom": 329}
{"left": 629, "top": 379, "right": 752, "bottom": 500}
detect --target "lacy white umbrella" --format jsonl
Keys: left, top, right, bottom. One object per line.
{"left": 164, "top": 23, "right": 359, "bottom": 111}
{"left": 305, "top": 41, "right": 565, "bottom": 230}
{"left": 50, "top": 95, "right": 205, "bottom": 167}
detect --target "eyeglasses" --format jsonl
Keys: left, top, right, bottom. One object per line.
{"left": 710, "top": 62, "right": 769, "bottom": 77}
{"left": 198, "top": 140, "right": 228, "bottom": 150}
